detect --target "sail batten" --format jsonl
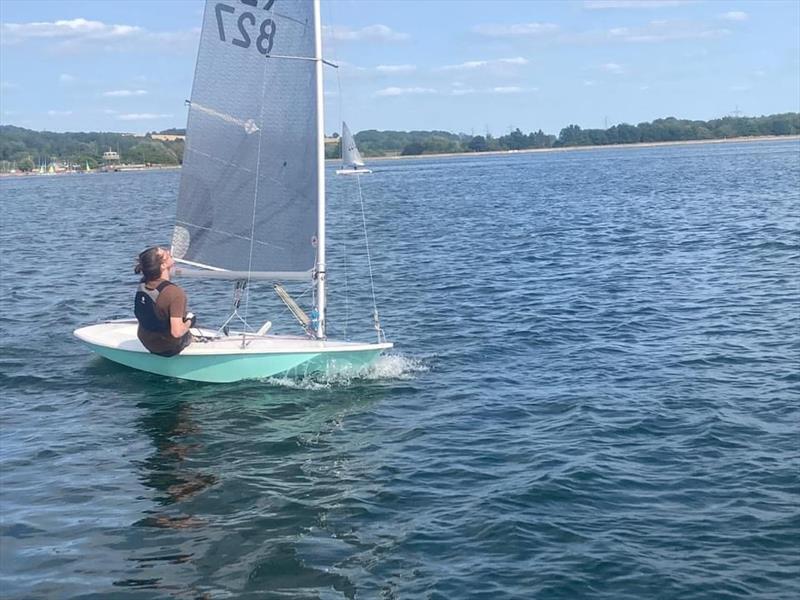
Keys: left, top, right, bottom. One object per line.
{"left": 173, "top": 0, "right": 318, "bottom": 275}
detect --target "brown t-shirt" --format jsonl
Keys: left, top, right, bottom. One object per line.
{"left": 136, "top": 280, "right": 191, "bottom": 356}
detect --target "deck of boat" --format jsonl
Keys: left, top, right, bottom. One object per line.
{"left": 74, "top": 320, "right": 392, "bottom": 355}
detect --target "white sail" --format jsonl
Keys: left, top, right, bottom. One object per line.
{"left": 173, "top": 0, "right": 319, "bottom": 279}
{"left": 341, "top": 121, "right": 365, "bottom": 168}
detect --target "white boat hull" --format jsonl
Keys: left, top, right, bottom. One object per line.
{"left": 336, "top": 168, "right": 372, "bottom": 175}
{"left": 74, "top": 320, "right": 392, "bottom": 383}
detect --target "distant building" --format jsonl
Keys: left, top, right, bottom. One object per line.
{"left": 151, "top": 134, "right": 185, "bottom": 142}
{"left": 103, "top": 151, "right": 120, "bottom": 161}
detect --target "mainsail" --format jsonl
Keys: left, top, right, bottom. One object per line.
{"left": 341, "top": 122, "right": 365, "bottom": 168}
{"left": 173, "top": 0, "right": 318, "bottom": 279}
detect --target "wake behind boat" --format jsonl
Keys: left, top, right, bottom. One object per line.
{"left": 336, "top": 121, "right": 372, "bottom": 175}
{"left": 74, "top": 0, "right": 392, "bottom": 383}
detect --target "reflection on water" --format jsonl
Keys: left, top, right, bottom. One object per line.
{"left": 111, "top": 397, "right": 215, "bottom": 595}
{"left": 109, "top": 382, "right": 390, "bottom": 597}
{"left": 136, "top": 399, "right": 215, "bottom": 523}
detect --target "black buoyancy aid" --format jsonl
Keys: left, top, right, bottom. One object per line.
{"left": 134, "top": 280, "right": 174, "bottom": 332}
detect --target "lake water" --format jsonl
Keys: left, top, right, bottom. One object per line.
{"left": 1, "top": 140, "right": 799, "bottom": 599}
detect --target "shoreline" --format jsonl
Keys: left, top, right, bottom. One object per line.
{"left": 362, "top": 134, "right": 800, "bottom": 163}
{"left": 2, "top": 135, "right": 797, "bottom": 178}
{"left": 0, "top": 164, "right": 181, "bottom": 178}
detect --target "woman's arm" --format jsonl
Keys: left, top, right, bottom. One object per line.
{"left": 170, "top": 316, "right": 191, "bottom": 338}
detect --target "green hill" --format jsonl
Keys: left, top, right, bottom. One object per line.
{"left": 2, "top": 113, "right": 797, "bottom": 170}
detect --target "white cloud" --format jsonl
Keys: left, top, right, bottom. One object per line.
{"left": 323, "top": 24, "right": 409, "bottom": 42}
{"left": 117, "top": 113, "right": 172, "bottom": 120}
{"left": 0, "top": 80, "right": 19, "bottom": 90}
{"left": 375, "top": 64, "right": 417, "bottom": 73}
{"left": 473, "top": 22, "right": 559, "bottom": 37}
{"left": 374, "top": 87, "right": 436, "bottom": 97}
{"left": 1, "top": 18, "right": 141, "bottom": 44}
{"left": 583, "top": 80, "right": 597, "bottom": 86}
{"left": 607, "top": 21, "right": 730, "bottom": 42}
{"left": 103, "top": 89, "right": 148, "bottom": 97}
{"left": 0, "top": 18, "right": 198, "bottom": 52}
{"left": 47, "top": 110, "right": 73, "bottom": 116}
{"left": 103, "top": 109, "right": 118, "bottom": 115}
{"left": 59, "top": 73, "right": 77, "bottom": 83}
{"left": 450, "top": 86, "right": 534, "bottom": 95}
{"left": 599, "top": 62, "right": 626, "bottom": 74}
{"left": 584, "top": 1, "right": 695, "bottom": 8}
{"left": 720, "top": 11, "right": 748, "bottom": 22}
{"left": 438, "top": 57, "right": 529, "bottom": 71}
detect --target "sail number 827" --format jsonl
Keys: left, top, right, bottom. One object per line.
{"left": 215, "top": 2, "right": 276, "bottom": 55}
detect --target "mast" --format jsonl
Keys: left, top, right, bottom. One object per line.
{"left": 313, "top": 0, "right": 326, "bottom": 339}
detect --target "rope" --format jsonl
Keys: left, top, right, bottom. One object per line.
{"left": 330, "top": 11, "right": 350, "bottom": 339}
{"left": 240, "top": 41, "right": 272, "bottom": 343}
{"left": 355, "top": 174, "right": 385, "bottom": 342}
{"left": 343, "top": 218, "right": 350, "bottom": 340}
{"left": 327, "top": 0, "right": 344, "bottom": 143}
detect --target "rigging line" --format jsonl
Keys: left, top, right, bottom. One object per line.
{"left": 265, "top": 54, "right": 338, "bottom": 67}
{"left": 355, "top": 173, "right": 383, "bottom": 341}
{"left": 330, "top": 4, "right": 348, "bottom": 338}
{"left": 334, "top": 17, "right": 347, "bottom": 339}
{"left": 294, "top": 283, "right": 314, "bottom": 299}
{"left": 335, "top": 50, "right": 343, "bottom": 143}
{"left": 324, "top": 0, "right": 344, "bottom": 137}
{"left": 242, "top": 51, "right": 272, "bottom": 340}
{"left": 342, "top": 181, "right": 350, "bottom": 340}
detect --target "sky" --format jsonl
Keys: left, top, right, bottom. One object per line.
{"left": 1, "top": 0, "right": 798, "bottom": 136}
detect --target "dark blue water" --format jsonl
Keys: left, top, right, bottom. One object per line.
{"left": 1, "top": 140, "right": 799, "bottom": 599}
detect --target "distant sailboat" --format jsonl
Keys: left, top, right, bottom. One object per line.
{"left": 336, "top": 121, "right": 372, "bottom": 175}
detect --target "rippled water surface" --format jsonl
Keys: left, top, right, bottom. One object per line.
{"left": 1, "top": 140, "right": 799, "bottom": 599}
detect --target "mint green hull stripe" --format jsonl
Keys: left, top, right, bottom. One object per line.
{"left": 85, "top": 344, "right": 382, "bottom": 383}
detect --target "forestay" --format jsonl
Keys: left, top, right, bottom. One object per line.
{"left": 172, "top": 0, "right": 318, "bottom": 280}
{"left": 341, "top": 122, "right": 365, "bottom": 168}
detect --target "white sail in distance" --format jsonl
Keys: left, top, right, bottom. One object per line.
{"left": 341, "top": 122, "right": 365, "bottom": 168}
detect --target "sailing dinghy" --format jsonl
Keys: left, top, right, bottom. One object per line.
{"left": 74, "top": 0, "right": 392, "bottom": 383}
{"left": 336, "top": 122, "right": 372, "bottom": 175}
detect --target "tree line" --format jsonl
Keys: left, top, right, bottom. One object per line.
{"left": 349, "top": 113, "right": 798, "bottom": 157}
{"left": 323, "top": 128, "right": 556, "bottom": 159}
{"left": 553, "top": 113, "right": 799, "bottom": 148}
{"left": 2, "top": 113, "right": 798, "bottom": 169}
{"left": 0, "top": 126, "right": 184, "bottom": 171}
